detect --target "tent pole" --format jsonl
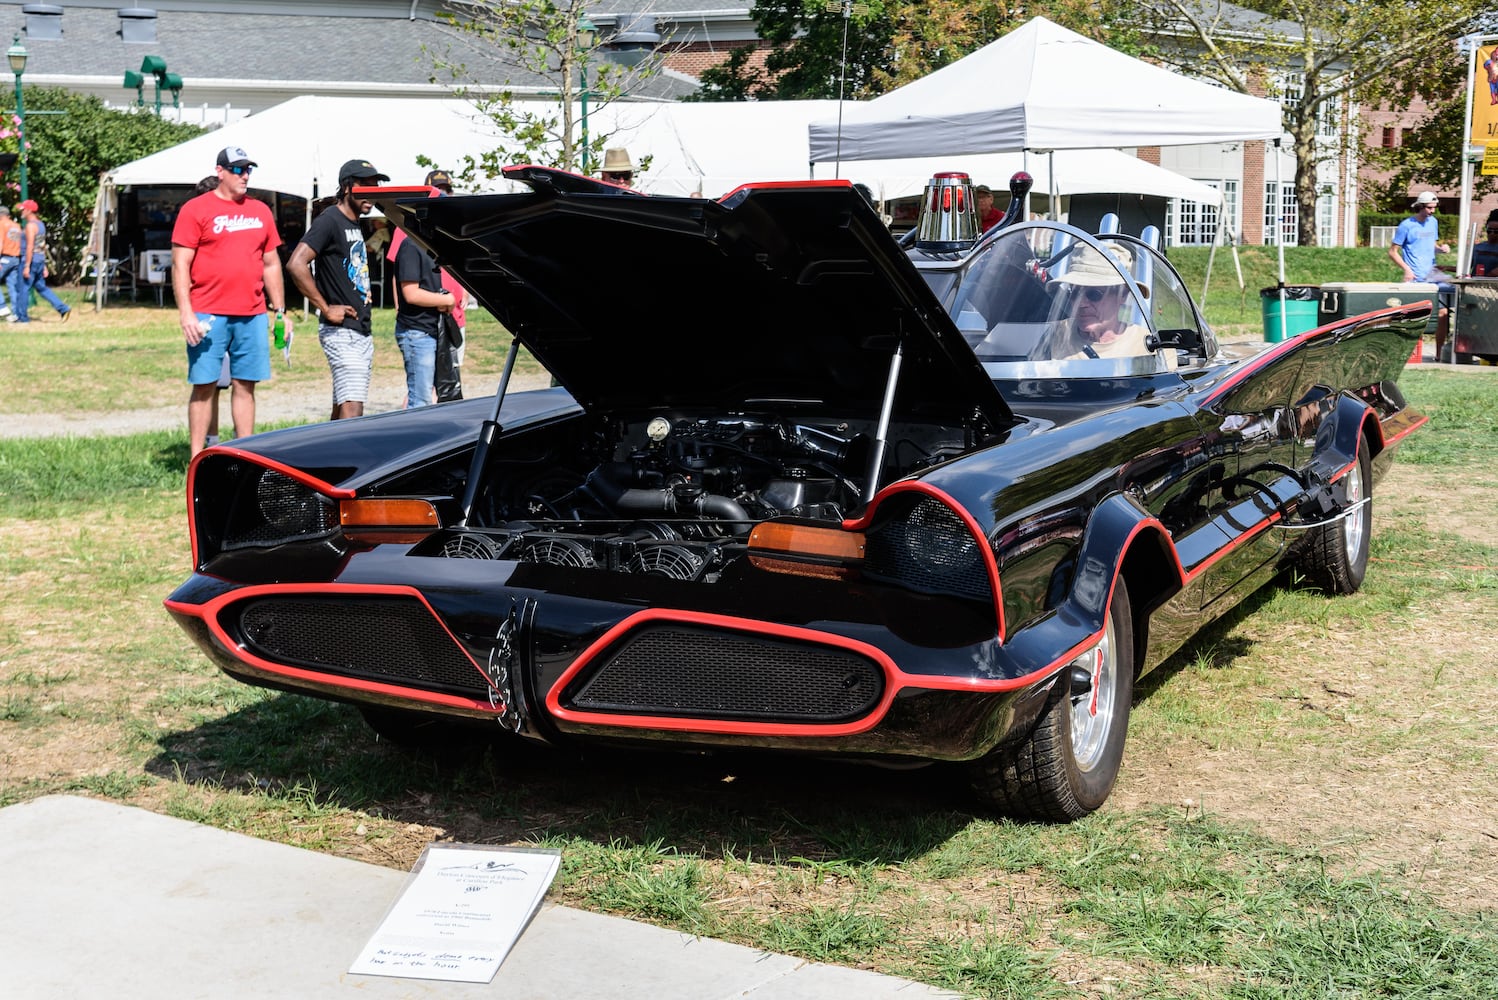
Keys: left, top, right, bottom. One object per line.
{"left": 1048, "top": 150, "right": 1057, "bottom": 222}
{"left": 1275, "top": 138, "right": 1287, "bottom": 342}
{"left": 1203, "top": 214, "right": 1219, "bottom": 304}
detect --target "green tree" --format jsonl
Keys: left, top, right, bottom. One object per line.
{"left": 1362, "top": 37, "right": 1496, "bottom": 207}
{"left": 1132, "top": 0, "right": 1485, "bottom": 245}
{"left": 17, "top": 86, "right": 202, "bottom": 282}
{"left": 685, "top": 45, "right": 763, "bottom": 102}
{"left": 426, "top": 0, "right": 662, "bottom": 182}
{"left": 713, "top": 1, "right": 1145, "bottom": 101}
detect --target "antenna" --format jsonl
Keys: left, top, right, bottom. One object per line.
{"left": 825, "top": 0, "right": 869, "bottom": 178}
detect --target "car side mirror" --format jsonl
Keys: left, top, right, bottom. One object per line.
{"left": 1149, "top": 328, "right": 1204, "bottom": 353}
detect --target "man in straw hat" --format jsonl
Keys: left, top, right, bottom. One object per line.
{"left": 1039, "top": 242, "right": 1157, "bottom": 363}
{"left": 599, "top": 148, "right": 635, "bottom": 187}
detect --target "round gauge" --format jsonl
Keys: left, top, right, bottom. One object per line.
{"left": 646, "top": 417, "right": 672, "bottom": 442}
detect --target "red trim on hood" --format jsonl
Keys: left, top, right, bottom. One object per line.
{"left": 185, "top": 448, "right": 355, "bottom": 568}
{"left": 845, "top": 480, "right": 1007, "bottom": 641}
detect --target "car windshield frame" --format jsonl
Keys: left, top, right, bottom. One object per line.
{"left": 927, "top": 221, "right": 1211, "bottom": 379}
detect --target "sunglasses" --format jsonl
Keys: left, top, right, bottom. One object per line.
{"left": 1082, "top": 286, "right": 1118, "bottom": 302}
{"left": 225, "top": 164, "right": 252, "bottom": 176}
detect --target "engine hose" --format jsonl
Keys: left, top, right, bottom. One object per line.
{"left": 616, "top": 488, "right": 752, "bottom": 535}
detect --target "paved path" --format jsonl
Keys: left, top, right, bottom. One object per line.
{"left": 0, "top": 796, "right": 958, "bottom": 1000}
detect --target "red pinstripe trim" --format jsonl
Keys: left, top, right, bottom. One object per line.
{"left": 844, "top": 480, "right": 1007, "bottom": 641}
{"left": 546, "top": 605, "right": 1109, "bottom": 741}
{"left": 1381, "top": 412, "right": 1429, "bottom": 447}
{"left": 164, "top": 583, "right": 501, "bottom": 714}
{"left": 717, "top": 179, "right": 852, "bottom": 202}
{"left": 186, "top": 449, "right": 355, "bottom": 567}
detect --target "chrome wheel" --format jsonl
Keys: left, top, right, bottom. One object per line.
{"left": 1341, "top": 460, "right": 1366, "bottom": 558}
{"left": 1069, "top": 615, "right": 1118, "bottom": 773}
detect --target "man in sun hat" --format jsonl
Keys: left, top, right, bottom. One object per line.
{"left": 1041, "top": 242, "right": 1157, "bottom": 363}
{"left": 171, "top": 145, "right": 286, "bottom": 455}
{"left": 1389, "top": 191, "right": 1453, "bottom": 361}
{"left": 599, "top": 147, "right": 635, "bottom": 187}
{"left": 288, "top": 158, "right": 388, "bottom": 419}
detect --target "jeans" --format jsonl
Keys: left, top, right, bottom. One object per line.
{"left": 16, "top": 255, "right": 68, "bottom": 322}
{"left": 394, "top": 326, "right": 436, "bottom": 408}
{"left": 0, "top": 255, "right": 19, "bottom": 312}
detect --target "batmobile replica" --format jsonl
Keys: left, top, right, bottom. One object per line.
{"left": 166, "top": 169, "right": 1427, "bottom": 820}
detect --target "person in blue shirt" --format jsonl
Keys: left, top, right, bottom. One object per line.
{"left": 1389, "top": 191, "right": 1451, "bottom": 360}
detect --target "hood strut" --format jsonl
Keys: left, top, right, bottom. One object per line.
{"left": 457, "top": 339, "right": 522, "bottom": 527}
{"left": 863, "top": 339, "right": 905, "bottom": 504}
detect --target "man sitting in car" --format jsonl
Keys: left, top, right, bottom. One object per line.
{"left": 1039, "top": 243, "right": 1160, "bottom": 364}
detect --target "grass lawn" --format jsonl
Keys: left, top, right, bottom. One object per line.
{"left": 1, "top": 266, "right": 1495, "bottom": 998}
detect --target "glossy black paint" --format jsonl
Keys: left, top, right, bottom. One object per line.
{"left": 166, "top": 180, "right": 1427, "bottom": 775}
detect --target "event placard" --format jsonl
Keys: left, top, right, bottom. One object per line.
{"left": 350, "top": 844, "right": 561, "bottom": 983}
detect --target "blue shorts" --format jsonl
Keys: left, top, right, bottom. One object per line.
{"left": 186, "top": 313, "right": 272, "bottom": 385}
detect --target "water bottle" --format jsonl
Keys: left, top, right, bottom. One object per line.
{"left": 273, "top": 311, "right": 286, "bottom": 350}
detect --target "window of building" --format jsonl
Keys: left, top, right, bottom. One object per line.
{"left": 1316, "top": 188, "right": 1336, "bottom": 246}
{"left": 1263, "top": 182, "right": 1298, "bottom": 246}
{"left": 1382, "top": 125, "right": 1399, "bottom": 148}
{"left": 1167, "top": 179, "right": 1240, "bottom": 246}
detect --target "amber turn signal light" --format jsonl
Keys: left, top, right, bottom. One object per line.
{"left": 747, "top": 522, "right": 864, "bottom": 580}
{"left": 339, "top": 498, "right": 440, "bottom": 542}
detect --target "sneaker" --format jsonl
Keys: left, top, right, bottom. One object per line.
{"left": 4, "top": 315, "right": 15, "bottom": 323}
{"left": 0, "top": 306, "right": 11, "bottom": 317}
{"left": 204, "top": 434, "right": 219, "bottom": 448}
{"left": 60, "top": 309, "right": 71, "bottom": 323}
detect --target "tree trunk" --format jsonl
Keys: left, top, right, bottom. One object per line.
{"left": 1292, "top": 89, "right": 1321, "bottom": 247}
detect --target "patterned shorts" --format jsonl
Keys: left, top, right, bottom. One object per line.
{"left": 318, "top": 324, "right": 374, "bottom": 405}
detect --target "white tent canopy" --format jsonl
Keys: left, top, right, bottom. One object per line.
{"left": 105, "top": 93, "right": 1220, "bottom": 207}
{"left": 808, "top": 17, "right": 1283, "bottom": 163}
{"left": 813, "top": 148, "right": 1222, "bottom": 205}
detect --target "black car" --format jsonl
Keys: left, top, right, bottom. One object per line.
{"left": 166, "top": 171, "right": 1426, "bottom": 820}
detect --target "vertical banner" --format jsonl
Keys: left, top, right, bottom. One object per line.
{"left": 1475, "top": 43, "right": 1498, "bottom": 147}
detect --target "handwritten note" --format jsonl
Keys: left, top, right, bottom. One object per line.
{"left": 349, "top": 844, "right": 561, "bottom": 983}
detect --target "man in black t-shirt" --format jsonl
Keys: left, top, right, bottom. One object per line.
{"left": 393, "top": 235, "right": 455, "bottom": 408}
{"left": 288, "top": 158, "right": 389, "bottom": 420}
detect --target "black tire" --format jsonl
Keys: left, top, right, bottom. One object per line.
{"left": 967, "top": 579, "right": 1134, "bottom": 821}
{"left": 1455, "top": 352, "right": 1474, "bottom": 366}
{"left": 357, "top": 705, "right": 490, "bottom": 759}
{"left": 1298, "top": 436, "right": 1371, "bottom": 595}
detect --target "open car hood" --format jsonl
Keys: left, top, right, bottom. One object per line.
{"left": 369, "top": 177, "right": 1012, "bottom": 428}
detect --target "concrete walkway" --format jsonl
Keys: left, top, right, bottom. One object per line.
{"left": 0, "top": 796, "right": 957, "bottom": 1000}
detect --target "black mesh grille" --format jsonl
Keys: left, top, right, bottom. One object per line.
{"left": 221, "top": 466, "right": 338, "bottom": 550}
{"left": 864, "top": 497, "right": 992, "bottom": 601}
{"left": 569, "top": 625, "right": 883, "bottom": 722}
{"left": 236, "top": 596, "right": 488, "bottom": 697}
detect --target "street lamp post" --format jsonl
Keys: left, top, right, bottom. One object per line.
{"left": 7, "top": 36, "right": 26, "bottom": 203}
{"left": 576, "top": 16, "right": 597, "bottom": 175}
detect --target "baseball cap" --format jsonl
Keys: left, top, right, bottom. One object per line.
{"left": 216, "top": 146, "right": 257, "bottom": 169}
{"left": 339, "top": 159, "right": 390, "bottom": 185}
{"left": 1411, "top": 191, "right": 1438, "bottom": 209}
{"left": 17, "top": 199, "right": 37, "bottom": 213}
{"left": 424, "top": 169, "right": 453, "bottom": 190}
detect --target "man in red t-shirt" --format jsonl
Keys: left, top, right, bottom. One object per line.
{"left": 975, "top": 185, "right": 1003, "bottom": 232}
{"left": 171, "top": 145, "right": 287, "bottom": 456}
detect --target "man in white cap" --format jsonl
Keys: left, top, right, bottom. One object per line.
{"left": 1389, "top": 191, "right": 1452, "bottom": 360}
{"left": 171, "top": 145, "right": 287, "bottom": 455}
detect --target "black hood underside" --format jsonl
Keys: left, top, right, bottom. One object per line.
{"left": 369, "top": 177, "right": 1012, "bottom": 429}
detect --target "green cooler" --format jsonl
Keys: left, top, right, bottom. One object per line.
{"left": 1260, "top": 285, "right": 1319, "bottom": 342}
{"left": 1318, "top": 282, "right": 1438, "bottom": 334}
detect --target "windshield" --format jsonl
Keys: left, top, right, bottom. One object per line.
{"left": 938, "top": 222, "right": 1207, "bottom": 376}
